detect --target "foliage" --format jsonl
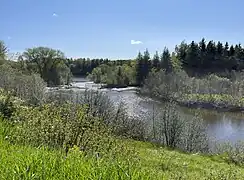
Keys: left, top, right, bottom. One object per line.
{"left": 22, "top": 47, "right": 71, "bottom": 86}
{"left": 45, "top": 90, "right": 146, "bottom": 141}
{"left": 10, "top": 103, "right": 115, "bottom": 156}
{"left": 73, "top": 38, "right": 244, "bottom": 87}
{"left": 149, "top": 102, "right": 209, "bottom": 153}
{"left": 142, "top": 69, "right": 190, "bottom": 100}
{"left": 0, "top": 63, "right": 46, "bottom": 105}
{"left": 0, "top": 40, "right": 8, "bottom": 61}
{"left": 88, "top": 62, "right": 136, "bottom": 87}
{"left": 142, "top": 68, "right": 244, "bottom": 110}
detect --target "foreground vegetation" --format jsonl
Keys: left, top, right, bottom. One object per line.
{"left": 0, "top": 86, "right": 244, "bottom": 179}
{"left": 1, "top": 120, "right": 244, "bottom": 179}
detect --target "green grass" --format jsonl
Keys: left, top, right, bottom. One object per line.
{"left": 1, "top": 136, "right": 244, "bottom": 180}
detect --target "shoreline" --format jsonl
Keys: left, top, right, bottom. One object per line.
{"left": 139, "top": 91, "right": 244, "bottom": 112}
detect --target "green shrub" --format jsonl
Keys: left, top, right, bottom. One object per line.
{"left": 10, "top": 103, "right": 115, "bottom": 155}
{"left": 0, "top": 64, "right": 46, "bottom": 105}
{"left": 214, "top": 142, "right": 244, "bottom": 166}
{"left": 0, "top": 90, "right": 24, "bottom": 119}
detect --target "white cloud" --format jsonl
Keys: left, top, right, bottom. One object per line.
{"left": 131, "top": 40, "right": 143, "bottom": 45}
{"left": 52, "top": 13, "right": 58, "bottom": 17}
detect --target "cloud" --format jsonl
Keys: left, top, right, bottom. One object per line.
{"left": 131, "top": 40, "right": 143, "bottom": 45}
{"left": 52, "top": 13, "right": 58, "bottom": 17}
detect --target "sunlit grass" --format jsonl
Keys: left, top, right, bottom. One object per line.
{"left": 181, "top": 93, "right": 244, "bottom": 108}
{"left": 1, "top": 135, "right": 244, "bottom": 179}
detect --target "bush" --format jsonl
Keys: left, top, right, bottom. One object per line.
{"left": 45, "top": 90, "right": 146, "bottom": 141}
{"left": 10, "top": 103, "right": 114, "bottom": 155}
{"left": 0, "top": 90, "right": 24, "bottom": 119}
{"left": 149, "top": 102, "right": 209, "bottom": 153}
{"left": 213, "top": 141, "right": 244, "bottom": 166}
{"left": 0, "top": 64, "right": 46, "bottom": 105}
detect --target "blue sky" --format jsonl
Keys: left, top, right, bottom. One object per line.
{"left": 1, "top": 0, "right": 244, "bottom": 59}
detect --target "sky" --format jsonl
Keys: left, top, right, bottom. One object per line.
{"left": 1, "top": 0, "right": 244, "bottom": 59}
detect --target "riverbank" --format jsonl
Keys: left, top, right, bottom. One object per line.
{"left": 1, "top": 126, "right": 244, "bottom": 179}
{"left": 178, "top": 94, "right": 244, "bottom": 112}
{"left": 140, "top": 90, "right": 244, "bottom": 112}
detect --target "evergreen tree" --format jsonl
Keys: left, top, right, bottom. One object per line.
{"left": 142, "top": 49, "right": 150, "bottom": 80}
{"left": 136, "top": 51, "right": 144, "bottom": 86}
{"left": 229, "top": 45, "right": 235, "bottom": 56}
{"left": 161, "top": 47, "right": 172, "bottom": 73}
{"left": 152, "top": 51, "right": 160, "bottom": 70}
{"left": 224, "top": 42, "right": 229, "bottom": 57}
{"left": 206, "top": 40, "right": 216, "bottom": 69}
{"left": 215, "top": 41, "right": 224, "bottom": 68}
{"left": 199, "top": 38, "right": 206, "bottom": 67}
{"left": 185, "top": 41, "right": 200, "bottom": 68}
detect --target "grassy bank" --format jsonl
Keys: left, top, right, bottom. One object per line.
{"left": 0, "top": 90, "right": 244, "bottom": 179}
{"left": 1, "top": 133, "right": 244, "bottom": 179}
{"left": 179, "top": 94, "right": 244, "bottom": 112}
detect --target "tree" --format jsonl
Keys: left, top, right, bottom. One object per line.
{"left": 136, "top": 51, "right": 144, "bottom": 86}
{"left": 152, "top": 51, "right": 160, "bottom": 70}
{"left": 171, "top": 52, "right": 182, "bottom": 72}
{"left": 23, "top": 47, "right": 71, "bottom": 86}
{"left": 0, "top": 41, "right": 8, "bottom": 61}
{"left": 185, "top": 41, "right": 200, "bottom": 69}
{"left": 199, "top": 38, "right": 206, "bottom": 67}
{"left": 224, "top": 42, "right": 229, "bottom": 57}
{"left": 142, "top": 49, "right": 151, "bottom": 79}
{"left": 175, "top": 41, "right": 188, "bottom": 66}
{"left": 205, "top": 40, "right": 216, "bottom": 69}
{"left": 215, "top": 41, "right": 224, "bottom": 68}
{"left": 229, "top": 45, "right": 235, "bottom": 56}
{"left": 160, "top": 47, "right": 172, "bottom": 73}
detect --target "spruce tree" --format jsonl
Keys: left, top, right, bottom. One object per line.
{"left": 185, "top": 41, "right": 199, "bottom": 69}
{"left": 152, "top": 51, "right": 160, "bottom": 70}
{"left": 142, "top": 49, "right": 150, "bottom": 80}
{"left": 136, "top": 51, "right": 144, "bottom": 86}
{"left": 160, "top": 47, "right": 172, "bottom": 73}
{"left": 199, "top": 38, "right": 206, "bottom": 67}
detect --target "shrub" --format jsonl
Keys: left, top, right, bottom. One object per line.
{"left": 214, "top": 141, "right": 244, "bottom": 166}
{"left": 0, "top": 64, "right": 46, "bottom": 105}
{"left": 10, "top": 103, "right": 114, "bottom": 155}
{"left": 0, "top": 90, "right": 24, "bottom": 119}
{"left": 45, "top": 90, "right": 146, "bottom": 141}
{"left": 149, "top": 102, "right": 209, "bottom": 153}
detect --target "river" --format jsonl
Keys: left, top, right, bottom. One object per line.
{"left": 58, "top": 77, "right": 244, "bottom": 144}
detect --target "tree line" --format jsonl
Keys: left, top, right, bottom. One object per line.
{"left": 2, "top": 38, "right": 244, "bottom": 87}
{"left": 136, "top": 38, "right": 244, "bottom": 86}
{"left": 88, "top": 38, "right": 244, "bottom": 87}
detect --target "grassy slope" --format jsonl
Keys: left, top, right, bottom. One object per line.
{"left": 1, "top": 136, "right": 244, "bottom": 180}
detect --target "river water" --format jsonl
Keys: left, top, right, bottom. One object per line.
{"left": 65, "top": 77, "right": 244, "bottom": 144}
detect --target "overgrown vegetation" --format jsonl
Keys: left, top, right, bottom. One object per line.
{"left": 142, "top": 69, "right": 244, "bottom": 111}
